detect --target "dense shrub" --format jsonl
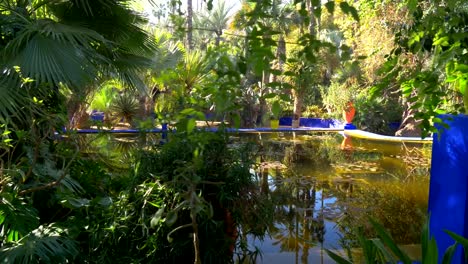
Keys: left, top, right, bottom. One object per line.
{"left": 353, "top": 93, "right": 403, "bottom": 135}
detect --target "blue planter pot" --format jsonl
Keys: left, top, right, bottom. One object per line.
{"left": 279, "top": 117, "right": 293, "bottom": 126}
{"left": 90, "top": 111, "right": 104, "bottom": 121}
{"left": 428, "top": 114, "right": 468, "bottom": 264}
{"left": 388, "top": 121, "right": 401, "bottom": 131}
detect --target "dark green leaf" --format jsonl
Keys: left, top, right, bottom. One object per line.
{"left": 441, "top": 243, "right": 457, "bottom": 264}
{"left": 187, "top": 118, "right": 196, "bottom": 133}
{"left": 325, "top": 249, "right": 353, "bottom": 264}
{"left": 271, "top": 101, "right": 281, "bottom": 117}
{"left": 324, "top": 1, "right": 335, "bottom": 13}
{"left": 445, "top": 230, "right": 468, "bottom": 262}
{"left": 165, "top": 211, "right": 178, "bottom": 226}
{"left": 151, "top": 207, "right": 165, "bottom": 228}
{"left": 369, "top": 217, "right": 413, "bottom": 264}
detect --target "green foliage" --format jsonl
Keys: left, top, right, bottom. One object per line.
{"left": 327, "top": 217, "right": 468, "bottom": 264}
{"left": 0, "top": 224, "right": 79, "bottom": 264}
{"left": 302, "top": 105, "right": 327, "bottom": 118}
{"left": 354, "top": 91, "right": 403, "bottom": 135}
{"left": 109, "top": 92, "right": 140, "bottom": 125}
{"left": 0, "top": 195, "right": 39, "bottom": 244}
{"left": 321, "top": 81, "right": 358, "bottom": 119}
{"left": 133, "top": 131, "right": 270, "bottom": 263}
{"left": 372, "top": 0, "right": 468, "bottom": 136}
{"left": 0, "top": 0, "right": 157, "bottom": 125}
{"left": 89, "top": 82, "right": 121, "bottom": 112}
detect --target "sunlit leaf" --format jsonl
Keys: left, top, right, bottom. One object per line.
{"left": 151, "top": 207, "right": 165, "bottom": 228}
{"left": 187, "top": 118, "right": 196, "bottom": 133}
{"left": 165, "top": 211, "right": 178, "bottom": 226}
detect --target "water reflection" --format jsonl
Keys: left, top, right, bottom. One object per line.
{"left": 241, "top": 132, "right": 430, "bottom": 264}
{"left": 73, "top": 131, "right": 430, "bottom": 263}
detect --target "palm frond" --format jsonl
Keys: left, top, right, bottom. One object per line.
{"left": 0, "top": 72, "right": 25, "bottom": 121}
{"left": 68, "top": 0, "right": 115, "bottom": 17}
{"left": 51, "top": 0, "right": 157, "bottom": 56}
{"left": 151, "top": 37, "right": 183, "bottom": 73}
{"left": 3, "top": 19, "right": 112, "bottom": 88}
{"left": 0, "top": 224, "right": 79, "bottom": 264}
{"left": 0, "top": 194, "right": 39, "bottom": 243}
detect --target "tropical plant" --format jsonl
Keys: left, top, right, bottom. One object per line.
{"left": 0, "top": 0, "right": 157, "bottom": 128}
{"left": 89, "top": 81, "right": 122, "bottom": 112}
{"left": 0, "top": 224, "right": 79, "bottom": 264}
{"left": 371, "top": 0, "right": 468, "bottom": 137}
{"left": 326, "top": 217, "right": 468, "bottom": 264}
{"left": 321, "top": 80, "right": 358, "bottom": 119}
{"left": 0, "top": 1, "right": 157, "bottom": 261}
{"left": 194, "top": 0, "right": 234, "bottom": 47}
{"left": 302, "top": 105, "right": 327, "bottom": 118}
{"left": 353, "top": 91, "right": 403, "bottom": 135}
{"left": 134, "top": 131, "right": 273, "bottom": 263}
{"left": 109, "top": 91, "right": 140, "bottom": 126}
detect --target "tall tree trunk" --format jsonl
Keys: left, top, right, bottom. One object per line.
{"left": 67, "top": 90, "right": 91, "bottom": 129}
{"left": 187, "top": 0, "right": 193, "bottom": 50}
{"left": 257, "top": 70, "right": 271, "bottom": 126}
{"left": 307, "top": 0, "right": 316, "bottom": 37}
{"left": 277, "top": 36, "right": 286, "bottom": 69}
{"left": 272, "top": 35, "right": 287, "bottom": 84}
{"left": 215, "top": 31, "right": 221, "bottom": 47}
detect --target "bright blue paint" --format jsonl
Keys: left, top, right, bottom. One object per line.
{"left": 279, "top": 117, "right": 343, "bottom": 128}
{"left": 344, "top": 123, "right": 357, "bottom": 130}
{"left": 279, "top": 117, "right": 293, "bottom": 126}
{"left": 90, "top": 111, "right": 104, "bottom": 121}
{"left": 428, "top": 114, "right": 468, "bottom": 264}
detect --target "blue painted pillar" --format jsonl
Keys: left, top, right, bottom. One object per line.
{"left": 428, "top": 114, "right": 468, "bottom": 263}
{"left": 160, "top": 123, "right": 168, "bottom": 145}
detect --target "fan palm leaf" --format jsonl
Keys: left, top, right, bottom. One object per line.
{"left": 0, "top": 0, "right": 158, "bottom": 121}
{"left": 3, "top": 22, "right": 104, "bottom": 87}
{"left": 0, "top": 224, "right": 79, "bottom": 264}
{"left": 178, "top": 51, "right": 210, "bottom": 91}
{"left": 0, "top": 73, "right": 24, "bottom": 121}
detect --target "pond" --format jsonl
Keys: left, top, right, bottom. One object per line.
{"left": 236, "top": 132, "right": 431, "bottom": 263}
{"left": 77, "top": 130, "right": 431, "bottom": 263}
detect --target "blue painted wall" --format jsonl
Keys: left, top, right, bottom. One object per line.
{"left": 428, "top": 114, "right": 468, "bottom": 263}
{"left": 279, "top": 117, "right": 342, "bottom": 128}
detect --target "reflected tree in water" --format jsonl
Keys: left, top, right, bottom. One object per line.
{"left": 245, "top": 132, "right": 430, "bottom": 262}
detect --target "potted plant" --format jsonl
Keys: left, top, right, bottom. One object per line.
{"left": 322, "top": 81, "right": 357, "bottom": 129}
{"left": 343, "top": 101, "right": 357, "bottom": 129}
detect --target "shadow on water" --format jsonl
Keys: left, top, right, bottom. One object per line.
{"left": 74, "top": 131, "right": 431, "bottom": 264}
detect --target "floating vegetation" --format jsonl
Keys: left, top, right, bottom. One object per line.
{"left": 259, "top": 161, "right": 287, "bottom": 170}
{"left": 332, "top": 161, "right": 384, "bottom": 174}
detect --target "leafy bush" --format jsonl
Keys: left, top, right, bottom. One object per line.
{"left": 321, "top": 82, "right": 358, "bottom": 119}
{"left": 354, "top": 92, "right": 403, "bottom": 135}
{"left": 327, "top": 217, "right": 468, "bottom": 264}
{"left": 134, "top": 131, "right": 272, "bottom": 263}
{"left": 302, "top": 105, "right": 327, "bottom": 118}
{"left": 109, "top": 92, "right": 140, "bottom": 126}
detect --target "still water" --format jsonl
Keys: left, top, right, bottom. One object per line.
{"left": 79, "top": 130, "right": 431, "bottom": 263}
{"left": 235, "top": 131, "right": 431, "bottom": 264}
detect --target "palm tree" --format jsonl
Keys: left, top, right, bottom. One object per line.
{"left": 0, "top": 0, "right": 156, "bottom": 128}
{"left": 143, "top": 30, "right": 183, "bottom": 120}
{"left": 194, "top": 1, "right": 234, "bottom": 47}
{"left": 187, "top": 0, "right": 194, "bottom": 50}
